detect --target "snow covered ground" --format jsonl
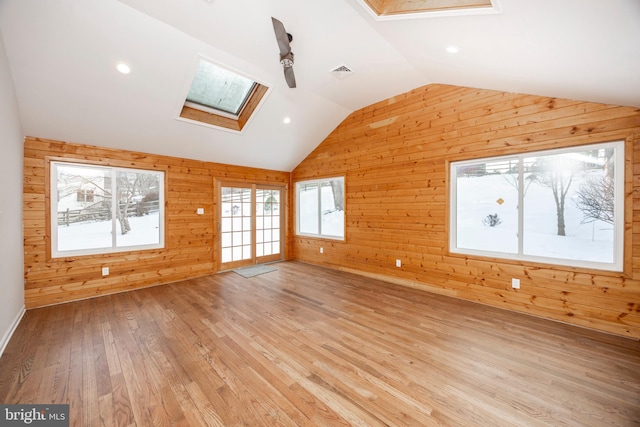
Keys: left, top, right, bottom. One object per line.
{"left": 299, "top": 185, "right": 344, "bottom": 238}
{"left": 57, "top": 212, "right": 160, "bottom": 252}
{"left": 455, "top": 173, "right": 614, "bottom": 264}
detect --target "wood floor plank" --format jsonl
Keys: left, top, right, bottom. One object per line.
{"left": 98, "top": 393, "right": 114, "bottom": 427}
{"left": 0, "top": 261, "right": 639, "bottom": 426}
{"left": 109, "top": 373, "right": 135, "bottom": 426}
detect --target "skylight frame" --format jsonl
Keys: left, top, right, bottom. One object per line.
{"left": 176, "top": 55, "right": 270, "bottom": 133}
{"left": 356, "top": 0, "right": 502, "bottom": 20}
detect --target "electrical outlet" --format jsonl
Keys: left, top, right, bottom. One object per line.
{"left": 512, "top": 278, "right": 520, "bottom": 289}
{"left": 396, "top": 259, "right": 401, "bottom": 268}
{"left": 197, "top": 207, "right": 204, "bottom": 215}
{"left": 320, "top": 247, "right": 324, "bottom": 254}
{"left": 102, "top": 267, "right": 109, "bottom": 276}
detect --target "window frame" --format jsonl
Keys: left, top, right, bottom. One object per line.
{"left": 295, "top": 176, "right": 346, "bottom": 241}
{"left": 50, "top": 161, "right": 165, "bottom": 258}
{"left": 449, "top": 141, "right": 624, "bottom": 272}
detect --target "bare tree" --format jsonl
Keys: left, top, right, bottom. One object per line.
{"left": 329, "top": 180, "right": 344, "bottom": 211}
{"left": 115, "top": 171, "right": 159, "bottom": 235}
{"left": 530, "top": 158, "right": 575, "bottom": 236}
{"left": 57, "top": 172, "right": 110, "bottom": 205}
{"left": 116, "top": 172, "right": 138, "bottom": 235}
{"left": 502, "top": 172, "right": 535, "bottom": 198}
{"left": 575, "top": 176, "right": 614, "bottom": 224}
{"left": 575, "top": 148, "right": 615, "bottom": 225}
{"left": 548, "top": 171, "right": 573, "bottom": 236}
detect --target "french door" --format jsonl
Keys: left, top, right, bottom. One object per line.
{"left": 218, "top": 182, "right": 284, "bottom": 270}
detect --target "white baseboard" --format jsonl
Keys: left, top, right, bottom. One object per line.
{"left": 0, "top": 306, "right": 26, "bottom": 358}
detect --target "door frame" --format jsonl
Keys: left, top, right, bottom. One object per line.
{"left": 216, "top": 180, "right": 286, "bottom": 271}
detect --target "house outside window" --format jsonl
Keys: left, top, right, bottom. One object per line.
{"left": 449, "top": 141, "right": 624, "bottom": 271}
{"left": 51, "top": 161, "right": 164, "bottom": 257}
{"left": 296, "top": 177, "right": 345, "bottom": 240}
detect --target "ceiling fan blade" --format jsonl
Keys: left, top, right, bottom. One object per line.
{"left": 271, "top": 17, "right": 291, "bottom": 57}
{"left": 284, "top": 66, "right": 296, "bottom": 88}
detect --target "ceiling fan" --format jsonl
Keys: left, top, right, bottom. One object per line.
{"left": 271, "top": 17, "right": 296, "bottom": 88}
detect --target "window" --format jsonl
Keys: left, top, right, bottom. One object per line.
{"left": 51, "top": 162, "right": 164, "bottom": 257}
{"left": 296, "top": 177, "right": 345, "bottom": 240}
{"left": 76, "top": 189, "right": 94, "bottom": 203}
{"left": 178, "top": 58, "right": 269, "bottom": 132}
{"left": 186, "top": 60, "right": 256, "bottom": 116}
{"left": 450, "top": 141, "right": 624, "bottom": 271}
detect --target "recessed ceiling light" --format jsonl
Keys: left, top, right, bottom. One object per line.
{"left": 116, "top": 63, "right": 131, "bottom": 74}
{"left": 283, "top": 117, "right": 291, "bottom": 124}
{"left": 446, "top": 46, "right": 460, "bottom": 54}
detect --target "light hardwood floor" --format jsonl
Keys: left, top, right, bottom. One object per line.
{"left": 1, "top": 261, "right": 639, "bottom": 426}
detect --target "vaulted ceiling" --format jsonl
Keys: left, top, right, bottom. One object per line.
{"left": 1, "top": 0, "right": 639, "bottom": 171}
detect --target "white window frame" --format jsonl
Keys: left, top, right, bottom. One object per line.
{"left": 449, "top": 141, "right": 624, "bottom": 272}
{"left": 51, "top": 161, "right": 165, "bottom": 258}
{"left": 296, "top": 176, "right": 345, "bottom": 240}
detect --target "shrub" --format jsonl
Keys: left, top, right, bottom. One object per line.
{"left": 483, "top": 213, "right": 502, "bottom": 227}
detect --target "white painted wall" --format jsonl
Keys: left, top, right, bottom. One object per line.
{"left": 0, "top": 29, "right": 25, "bottom": 357}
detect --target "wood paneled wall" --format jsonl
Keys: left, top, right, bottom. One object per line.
{"left": 23, "top": 137, "right": 289, "bottom": 308}
{"left": 291, "top": 84, "right": 640, "bottom": 339}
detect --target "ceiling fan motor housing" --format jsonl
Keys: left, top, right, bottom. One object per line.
{"left": 280, "top": 52, "right": 294, "bottom": 68}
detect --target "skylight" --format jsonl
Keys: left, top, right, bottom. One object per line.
{"left": 186, "top": 61, "right": 256, "bottom": 116}
{"left": 178, "top": 57, "right": 269, "bottom": 132}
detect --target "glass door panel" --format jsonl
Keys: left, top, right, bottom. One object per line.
{"left": 220, "top": 185, "right": 253, "bottom": 270}
{"left": 256, "top": 187, "right": 282, "bottom": 263}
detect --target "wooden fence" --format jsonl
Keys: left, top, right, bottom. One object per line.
{"left": 58, "top": 200, "right": 159, "bottom": 226}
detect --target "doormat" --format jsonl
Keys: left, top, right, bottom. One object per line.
{"left": 232, "top": 264, "right": 277, "bottom": 278}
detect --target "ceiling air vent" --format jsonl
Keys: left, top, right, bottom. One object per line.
{"left": 331, "top": 64, "right": 354, "bottom": 80}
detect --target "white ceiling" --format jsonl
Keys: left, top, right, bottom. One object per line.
{"left": 1, "top": 0, "right": 639, "bottom": 171}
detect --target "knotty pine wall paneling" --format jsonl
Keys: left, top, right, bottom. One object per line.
{"left": 291, "top": 84, "right": 640, "bottom": 339}
{"left": 24, "top": 137, "right": 289, "bottom": 308}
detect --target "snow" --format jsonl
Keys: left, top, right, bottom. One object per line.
{"left": 455, "top": 173, "right": 614, "bottom": 264}
{"left": 57, "top": 212, "right": 160, "bottom": 252}
{"left": 299, "top": 185, "right": 344, "bottom": 237}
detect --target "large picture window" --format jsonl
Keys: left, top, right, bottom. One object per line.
{"left": 450, "top": 141, "right": 624, "bottom": 271}
{"left": 51, "top": 162, "right": 164, "bottom": 257}
{"left": 296, "top": 177, "right": 345, "bottom": 240}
